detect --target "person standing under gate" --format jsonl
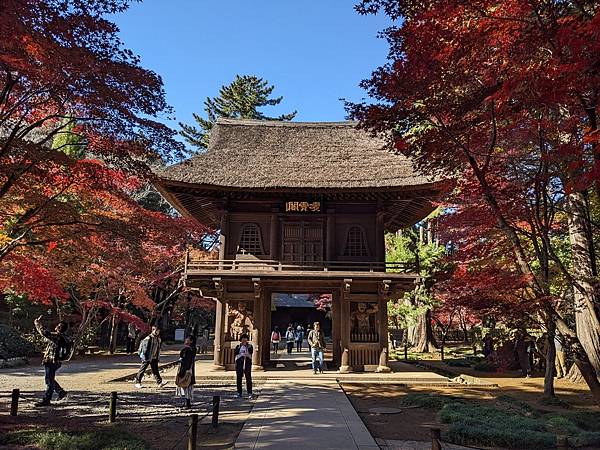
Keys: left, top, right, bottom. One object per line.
{"left": 285, "top": 325, "right": 295, "bottom": 354}
{"left": 308, "top": 321, "right": 326, "bottom": 374}
{"left": 234, "top": 334, "right": 254, "bottom": 399}
{"left": 135, "top": 325, "right": 168, "bottom": 388}
{"left": 271, "top": 326, "right": 281, "bottom": 354}
{"left": 295, "top": 325, "right": 304, "bottom": 352}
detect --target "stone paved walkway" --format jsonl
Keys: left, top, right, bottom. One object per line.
{"left": 235, "top": 380, "right": 378, "bottom": 450}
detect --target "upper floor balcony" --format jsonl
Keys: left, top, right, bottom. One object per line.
{"left": 184, "top": 254, "right": 418, "bottom": 283}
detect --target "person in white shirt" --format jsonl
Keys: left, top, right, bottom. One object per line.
{"left": 234, "top": 334, "right": 254, "bottom": 399}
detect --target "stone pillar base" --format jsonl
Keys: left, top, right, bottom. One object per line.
{"left": 376, "top": 365, "right": 391, "bottom": 373}
{"left": 211, "top": 364, "right": 226, "bottom": 371}
{"left": 338, "top": 365, "right": 352, "bottom": 373}
{"left": 252, "top": 365, "right": 264, "bottom": 371}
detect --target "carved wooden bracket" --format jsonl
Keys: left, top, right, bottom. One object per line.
{"left": 343, "top": 278, "right": 352, "bottom": 295}
{"left": 379, "top": 279, "right": 391, "bottom": 296}
{"left": 252, "top": 277, "right": 261, "bottom": 300}
{"left": 213, "top": 277, "right": 224, "bottom": 299}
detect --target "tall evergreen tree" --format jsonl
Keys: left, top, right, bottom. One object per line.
{"left": 179, "top": 75, "right": 297, "bottom": 149}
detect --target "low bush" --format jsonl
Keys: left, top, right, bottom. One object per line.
{"left": 0, "top": 324, "right": 36, "bottom": 359}
{"left": 472, "top": 361, "right": 497, "bottom": 372}
{"left": 445, "top": 359, "right": 472, "bottom": 367}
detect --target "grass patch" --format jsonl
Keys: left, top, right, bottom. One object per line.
{"left": 0, "top": 427, "right": 148, "bottom": 450}
{"left": 398, "top": 392, "right": 600, "bottom": 448}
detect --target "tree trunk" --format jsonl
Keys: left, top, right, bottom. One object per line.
{"left": 544, "top": 324, "right": 556, "bottom": 399}
{"left": 108, "top": 315, "right": 120, "bottom": 355}
{"left": 412, "top": 309, "right": 438, "bottom": 353}
{"left": 566, "top": 192, "right": 600, "bottom": 375}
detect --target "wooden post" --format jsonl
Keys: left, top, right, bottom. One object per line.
{"left": 556, "top": 436, "right": 569, "bottom": 450}
{"left": 188, "top": 413, "right": 199, "bottom": 450}
{"left": 431, "top": 428, "right": 441, "bottom": 450}
{"left": 212, "top": 395, "right": 220, "bottom": 428}
{"left": 109, "top": 391, "right": 117, "bottom": 423}
{"left": 404, "top": 342, "right": 408, "bottom": 361}
{"left": 10, "top": 389, "right": 19, "bottom": 416}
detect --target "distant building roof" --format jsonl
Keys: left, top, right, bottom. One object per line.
{"left": 158, "top": 118, "right": 436, "bottom": 189}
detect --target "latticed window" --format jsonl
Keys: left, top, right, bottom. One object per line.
{"left": 237, "top": 223, "right": 264, "bottom": 255}
{"left": 343, "top": 226, "right": 369, "bottom": 257}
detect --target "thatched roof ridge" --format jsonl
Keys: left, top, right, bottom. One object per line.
{"left": 158, "top": 118, "right": 435, "bottom": 189}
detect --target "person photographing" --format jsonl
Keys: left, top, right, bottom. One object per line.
{"left": 34, "top": 315, "right": 72, "bottom": 406}
{"left": 234, "top": 334, "right": 254, "bottom": 399}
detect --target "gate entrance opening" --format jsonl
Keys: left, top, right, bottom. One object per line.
{"left": 268, "top": 292, "right": 333, "bottom": 369}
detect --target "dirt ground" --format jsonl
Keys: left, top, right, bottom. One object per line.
{"left": 342, "top": 361, "right": 598, "bottom": 444}
{"left": 0, "top": 351, "right": 256, "bottom": 450}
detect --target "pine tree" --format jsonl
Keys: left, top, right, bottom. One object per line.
{"left": 179, "top": 75, "right": 297, "bottom": 149}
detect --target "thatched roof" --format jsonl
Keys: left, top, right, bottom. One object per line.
{"left": 158, "top": 118, "right": 435, "bottom": 189}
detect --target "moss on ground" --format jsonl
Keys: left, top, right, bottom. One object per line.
{"left": 398, "top": 392, "right": 600, "bottom": 449}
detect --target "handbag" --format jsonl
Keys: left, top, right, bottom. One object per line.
{"left": 175, "top": 370, "right": 192, "bottom": 388}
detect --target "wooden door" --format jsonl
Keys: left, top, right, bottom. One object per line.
{"left": 281, "top": 221, "right": 323, "bottom": 263}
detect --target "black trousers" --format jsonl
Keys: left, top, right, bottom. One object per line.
{"left": 135, "top": 358, "right": 162, "bottom": 384}
{"left": 286, "top": 341, "right": 294, "bottom": 354}
{"left": 126, "top": 337, "right": 136, "bottom": 354}
{"left": 235, "top": 357, "right": 252, "bottom": 395}
{"left": 43, "top": 362, "right": 64, "bottom": 401}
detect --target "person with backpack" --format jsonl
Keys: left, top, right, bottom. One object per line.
{"left": 270, "top": 326, "right": 281, "bottom": 354}
{"left": 308, "top": 321, "right": 326, "bottom": 374}
{"left": 234, "top": 334, "right": 253, "bottom": 399}
{"left": 34, "top": 315, "right": 71, "bottom": 407}
{"left": 134, "top": 325, "right": 168, "bottom": 388}
{"left": 175, "top": 335, "right": 197, "bottom": 409}
{"left": 285, "top": 325, "right": 295, "bottom": 354}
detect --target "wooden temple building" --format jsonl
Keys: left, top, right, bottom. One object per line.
{"left": 156, "top": 118, "right": 445, "bottom": 372}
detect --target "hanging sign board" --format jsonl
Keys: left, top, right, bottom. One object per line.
{"left": 284, "top": 201, "right": 322, "bottom": 213}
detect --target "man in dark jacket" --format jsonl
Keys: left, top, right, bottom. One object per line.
{"left": 34, "top": 315, "right": 69, "bottom": 406}
{"left": 134, "top": 325, "right": 168, "bottom": 388}
{"left": 234, "top": 333, "right": 253, "bottom": 399}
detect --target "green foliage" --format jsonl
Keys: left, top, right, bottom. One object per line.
{"left": 445, "top": 358, "right": 473, "bottom": 367}
{"left": 51, "top": 118, "right": 85, "bottom": 159}
{"left": 0, "top": 427, "right": 148, "bottom": 450}
{"left": 399, "top": 393, "right": 459, "bottom": 409}
{"left": 179, "top": 75, "right": 297, "bottom": 149}
{"left": 385, "top": 228, "right": 448, "bottom": 327}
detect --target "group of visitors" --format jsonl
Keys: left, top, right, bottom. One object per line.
{"left": 270, "top": 321, "right": 326, "bottom": 374}
{"left": 271, "top": 323, "right": 311, "bottom": 354}
{"left": 33, "top": 317, "right": 255, "bottom": 409}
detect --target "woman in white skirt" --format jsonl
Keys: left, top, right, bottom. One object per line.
{"left": 176, "top": 335, "right": 196, "bottom": 408}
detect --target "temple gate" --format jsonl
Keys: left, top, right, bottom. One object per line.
{"left": 156, "top": 118, "right": 445, "bottom": 372}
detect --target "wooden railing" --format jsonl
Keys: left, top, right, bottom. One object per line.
{"left": 185, "top": 257, "right": 414, "bottom": 273}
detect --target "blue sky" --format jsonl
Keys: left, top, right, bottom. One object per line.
{"left": 113, "top": 1, "right": 392, "bottom": 129}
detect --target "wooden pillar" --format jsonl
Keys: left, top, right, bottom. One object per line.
{"left": 326, "top": 209, "right": 336, "bottom": 261}
{"left": 212, "top": 278, "right": 226, "bottom": 370}
{"left": 252, "top": 279, "right": 264, "bottom": 370}
{"left": 270, "top": 208, "right": 279, "bottom": 260}
{"left": 339, "top": 279, "right": 352, "bottom": 373}
{"left": 219, "top": 209, "right": 229, "bottom": 261}
{"left": 377, "top": 280, "right": 391, "bottom": 373}
{"left": 375, "top": 200, "right": 385, "bottom": 263}
{"left": 332, "top": 289, "right": 341, "bottom": 367}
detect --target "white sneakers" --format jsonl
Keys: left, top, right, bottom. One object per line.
{"left": 134, "top": 382, "right": 142, "bottom": 388}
